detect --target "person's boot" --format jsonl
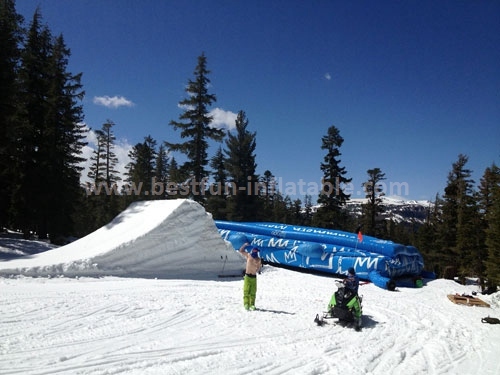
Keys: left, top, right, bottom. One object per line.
{"left": 355, "top": 317, "right": 362, "bottom": 331}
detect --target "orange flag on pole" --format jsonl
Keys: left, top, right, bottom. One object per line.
{"left": 355, "top": 225, "right": 363, "bottom": 243}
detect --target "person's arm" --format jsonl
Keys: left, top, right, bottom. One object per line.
{"left": 239, "top": 242, "right": 249, "bottom": 258}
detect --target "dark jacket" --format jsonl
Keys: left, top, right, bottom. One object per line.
{"left": 344, "top": 274, "right": 359, "bottom": 294}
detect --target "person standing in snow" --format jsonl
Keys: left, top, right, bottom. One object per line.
{"left": 239, "top": 242, "right": 262, "bottom": 311}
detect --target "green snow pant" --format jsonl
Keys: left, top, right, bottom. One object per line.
{"left": 243, "top": 274, "right": 257, "bottom": 307}
{"left": 346, "top": 295, "right": 362, "bottom": 319}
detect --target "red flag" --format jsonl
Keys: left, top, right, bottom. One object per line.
{"left": 357, "top": 230, "right": 363, "bottom": 242}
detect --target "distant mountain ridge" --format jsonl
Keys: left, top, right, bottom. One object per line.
{"left": 311, "top": 196, "right": 433, "bottom": 225}
{"left": 348, "top": 196, "right": 432, "bottom": 224}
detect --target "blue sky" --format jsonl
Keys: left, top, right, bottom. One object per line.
{"left": 16, "top": 0, "right": 500, "bottom": 202}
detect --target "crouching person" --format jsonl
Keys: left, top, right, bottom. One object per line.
{"left": 328, "top": 267, "right": 362, "bottom": 330}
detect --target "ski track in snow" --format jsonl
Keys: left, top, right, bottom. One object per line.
{"left": 1, "top": 268, "right": 499, "bottom": 375}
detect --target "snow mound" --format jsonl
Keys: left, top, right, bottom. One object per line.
{"left": 0, "top": 199, "right": 244, "bottom": 279}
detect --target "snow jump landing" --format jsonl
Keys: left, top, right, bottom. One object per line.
{"left": 0, "top": 200, "right": 244, "bottom": 279}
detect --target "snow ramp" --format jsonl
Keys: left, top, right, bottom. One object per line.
{"left": 0, "top": 199, "right": 244, "bottom": 279}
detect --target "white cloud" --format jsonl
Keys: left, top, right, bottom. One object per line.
{"left": 324, "top": 73, "right": 332, "bottom": 80}
{"left": 209, "top": 108, "right": 237, "bottom": 130}
{"left": 93, "top": 95, "right": 135, "bottom": 109}
{"left": 178, "top": 103, "right": 194, "bottom": 111}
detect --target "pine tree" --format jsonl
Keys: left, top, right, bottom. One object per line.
{"left": 361, "top": 168, "right": 386, "bottom": 237}
{"left": 205, "top": 146, "right": 228, "bottom": 219}
{"left": 153, "top": 143, "right": 169, "bottom": 199}
{"left": 456, "top": 192, "right": 483, "bottom": 277}
{"left": 87, "top": 131, "right": 105, "bottom": 185}
{"left": 12, "top": 10, "right": 86, "bottom": 242}
{"left": 271, "top": 193, "right": 292, "bottom": 223}
{"left": 209, "top": 147, "right": 227, "bottom": 193}
{"left": 422, "top": 194, "right": 451, "bottom": 277}
{"left": 88, "top": 120, "right": 121, "bottom": 187}
{"left": 313, "top": 125, "right": 351, "bottom": 230}
{"left": 86, "top": 120, "right": 122, "bottom": 227}
{"left": 100, "top": 120, "right": 121, "bottom": 187}
{"left": 43, "top": 34, "right": 86, "bottom": 242}
{"left": 10, "top": 9, "right": 52, "bottom": 237}
{"left": 124, "top": 136, "right": 157, "bottom": 201}
{"left": 437, "top": 154, "right": 480, "bottom": 278}
{"left": 224, "top": 110, "right": 259, "bottom": 221}
{"left": 484, "top": 182, "right": 500, "bottom": 289}
{"left": 480, "top": 163, "right": 500, "bottom": 288}
{"left": 166, "top": 53, "right": 224, "bottom": 202}
{"left": 302, "top": 194, "right": 313, "bottom": 226}
{"left": 165, "top": 157, "right": 186, "bottom": 199}
{"left": 291, "top": 198, "right": 303, "bottom": 225}
{"left": 0, "top": 0, "right": 24, "bottom": 230}
{"left": 453, "top": 159, "right": 483, "bottom": 278}
{"left": 415, "top": 219, "right": 438, "bottom": 273}
{"left": 260, "top": 170, "right": 277, "bottom": 219}
{"left": 478, "top": 163, "right": 500, "bottom": 218}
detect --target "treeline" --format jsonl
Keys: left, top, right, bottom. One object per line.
{"left": 0, "top": 1, "right": 86, "bottom": 244}
{"left": 1, "top": 1, "right": 498, "bottom": 287}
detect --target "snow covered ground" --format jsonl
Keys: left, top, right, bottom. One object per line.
{"left": 1, "top": 199, "right": 499, "bottom": 375}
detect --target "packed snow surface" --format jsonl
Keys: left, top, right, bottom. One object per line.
{"left": 0, "top": 199, "right": 499, "bottom": 375}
